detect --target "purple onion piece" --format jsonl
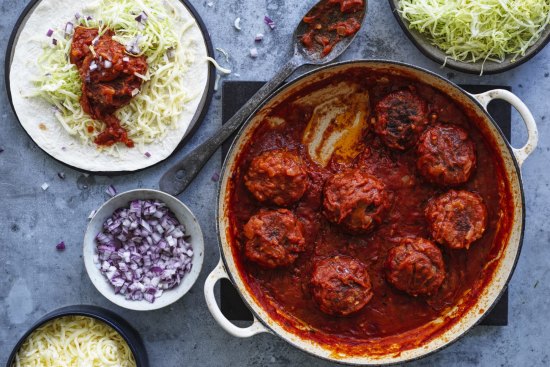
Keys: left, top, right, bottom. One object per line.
{"left": 56, "top": 241, "right": 66, "bottom": 251}
{"left": 46, "top": 29, "right": 54, "bottom": 37}
{"left": 105, "top": 185, "right": 117, "bottom": 197}
{"left": 52, "top": 39, "right": 58, "bottom": 46}
{"left": 211, "top": 172, "right": 220, "bottom": 182}
{"left": 144, "top": 152, "right": 151, "bottom": 158}
{"left": 264, "top": 15, "right": 276, "bottom": 30}
{"left": 65, "top": 22, "right": 74, "bottom": 36}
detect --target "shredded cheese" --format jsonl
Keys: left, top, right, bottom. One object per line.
{"left": 398, "top": 0, "right": 550, "bottom": 72}
{"left": 13, "top": 316, "right": 136, "bottom": 367}
{"left": 33, "top": 0, "right": 197, "bottom": 152}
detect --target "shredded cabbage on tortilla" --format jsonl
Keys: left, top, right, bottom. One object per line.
{"left": 33, "top": 0, "right": 199, "bottom": 151}
{"left": 398, "top": 0, "right": 550, "bottom": 70}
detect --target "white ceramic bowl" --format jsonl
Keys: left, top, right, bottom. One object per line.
{"left": 83, "top": 189, "right": 204, "bottom": 311}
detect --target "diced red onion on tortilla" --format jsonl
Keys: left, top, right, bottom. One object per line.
{"left": 65, "top": 22, "right": 74, "bottom": 36}
{"left": 95, "top": 199, "right": 193, "bottom": 303}
{"left": 250, "top": 47, "right": 258, "bottom": 58}
{"left": 52, "top": 39, "right": 57, "bottom": 46}
{"left": 255, "top": 33, "right": 264, "bottom": 42}
{"left": 56, "top": 241, "right": 66, "bottom": 251}
{"left": 105, "top": 185, "right": 117, "bottom": 197}
{"left": 264, "top": 15, "right": 276, "bottom": 30}
{"left": 46, "top": 29, "right": 54, "bottom": 37}
{"left": 144, "top": 152, "right": 151, "bottom": 158}
{"left": 135, "top": 11, "right": 148, "bottom": 24}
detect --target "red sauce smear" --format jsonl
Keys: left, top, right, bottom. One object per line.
{"left": 70, "top": 26, "right": 148, "bottom": 147}
{"left": 301, "top": 0, "right": 364, "bottom": 56}
{"left": 226, "top": 68, "right": 514, "bottom": 355}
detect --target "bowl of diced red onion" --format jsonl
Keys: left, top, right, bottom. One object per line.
{"left": 83, "top": 189, "right": 204, "bottom": 311}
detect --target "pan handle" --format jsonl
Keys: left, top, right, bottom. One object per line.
{"left": 204, "top": 259, "right": 270, "bottom": 338}
{"left": 472, "top": 89, "right": 538, "bottom": 168}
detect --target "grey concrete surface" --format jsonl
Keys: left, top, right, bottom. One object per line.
{"left": 1, "top": 0, "right": 549, "bottom": 366}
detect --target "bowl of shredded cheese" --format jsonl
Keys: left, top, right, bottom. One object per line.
{"left": 389, "top": 0, "right": 550, "bottom": 74}
{"left": 7, "top": 305, "right": 147, "bottom": 367}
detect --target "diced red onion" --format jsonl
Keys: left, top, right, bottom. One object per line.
{"left": 105, "top": 185, "right": 117, "bottom": 197}
{"left": 75, "top": 12, "right": 81, "bottom": 20}
{"left": 131, "top": 88, "right": 140, "bottom": 97}
{"left": 255, "top": 33, "right": 264, "bottom": 42}
{"left": 104, "top": 60, "right": 112, "bottom": 69}
{"left": 65, "top": 22, "right": 74, "bottom": 36}
{"left": 211, "top": 171, "right": 220, "bottom": 182}
{"left": 122, "top": 56, "right": 130, "bottom": 62}
{"left": 264, "top": 15, "right": 275, "bottom": 30}
{"left": 90, "top": 61, "right": 98, "bottom": 71}
{"left": 52, "top": 39, "right": 57, "bottom": 46}
{"left": 250, "top": 47, "right": 258, "bottom": 58}
{"left": 95, "top": 199, "right": 193, "bottom": 303}
{"left": 135, "top": 11, "right": 148, "bottom": 23}
{"left": 86, "top": 16, "right": 93, "bottom": 21}
{"left": 46, "top": 29, "right": 54, "bottom": 37}
{"left": 56, "top": 241, "right": 66, "bottom": 251}
{"left": 144, "top": 152, "right": 151, "bottom": 158}
{"left": 92, "top": 36, "right": 99, "bottom": 46}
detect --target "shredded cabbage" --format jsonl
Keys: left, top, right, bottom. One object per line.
{"left": 33, "top": 0, "right": 198, "bottom": 151}
{"left": 398, "top": 0, "right": 550, "bottom": 70}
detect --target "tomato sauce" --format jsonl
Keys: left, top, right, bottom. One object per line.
{"left": 226, "top": 68, "right": 514, "bottom": 354}
{"left": 301, "top": 0, "right": 364, "bottom": 56}
{"left": 70, "top": 26, "right": 148, "bottom": 147}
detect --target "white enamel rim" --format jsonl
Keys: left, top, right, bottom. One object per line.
{"left": 205, "top": 60, "right": 537, "bottom": 364}
{"left": 83, "top": 189, "right": 204, "bottom": 311}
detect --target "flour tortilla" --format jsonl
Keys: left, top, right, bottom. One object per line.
{"left": 9, "top": 0, "right": 209, "bottom": 172}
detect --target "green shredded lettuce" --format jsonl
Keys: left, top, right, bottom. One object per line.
{"left": 398, "top": 0, "right": 550, "bottom": 71}
{"left": 33, "top": 0, "right": 198, "bottom": 151}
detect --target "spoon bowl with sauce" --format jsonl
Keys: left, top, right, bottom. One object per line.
{"left": 160, "top": 0, "right": 367, "bottom": 196}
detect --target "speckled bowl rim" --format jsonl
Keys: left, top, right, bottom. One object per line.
{"left": 388, "top": 0, "right": 550, "bottom": 75}
{"left": 5, "top": 305, "right": 148, "bottom": 367}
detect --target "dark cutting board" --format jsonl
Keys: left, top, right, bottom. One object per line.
{"left": 219, "top": 81, "right": 510, "bottom": 326}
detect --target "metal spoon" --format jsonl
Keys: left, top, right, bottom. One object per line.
{"left": 160, "top": 0, "right": 367, "bottom": 195}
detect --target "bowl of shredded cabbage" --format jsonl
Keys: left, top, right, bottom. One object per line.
{"left": 389, "top": 0, "right": 550, "bottom": 74}
{"left": 7, "top": 305, "right": 147, "bottom": 367}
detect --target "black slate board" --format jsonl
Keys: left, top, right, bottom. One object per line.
{"left": 220, "top": 81, "right": 510, "bottom": 326}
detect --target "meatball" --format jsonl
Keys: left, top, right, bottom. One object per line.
{"left": 374, "top": 90, "right": 429, "bottom": 150}
{"left": 311, "top": 256, "right": 373, "bottom": 316}
{"left": 323, "top": 170, "right": 390, "bottom": 234}
{"left": 243, "top": 209, "right": 306, "bottom": 268}
{"left": 385, "top": 237, "right": 445, "bottom": 297}
{"left": 244, "top": 150, "right": 309, "bottom": 206}
{"left": 425, "top": 190, "right": 488, "bottom": 250}
{"left": 417, "top": 124, "right": 476, "bottom": 186}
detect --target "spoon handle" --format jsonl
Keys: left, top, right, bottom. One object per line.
{"left": 159, "top": 55, "right": 302, "bottom": 196}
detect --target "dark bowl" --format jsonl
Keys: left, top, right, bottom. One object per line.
{"left": 388, "top": 0, "right": 550, "bottom": 74}
{"left": 5, "top": 305, "right": 148, "bottom": 367}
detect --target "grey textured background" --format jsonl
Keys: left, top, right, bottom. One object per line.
{"left": 1, "top": 0, "right": 549, "bottom": 366}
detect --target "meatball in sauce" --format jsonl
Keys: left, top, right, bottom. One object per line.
{"left": 417, "top": 124, "right": 476, "bottom": 186}
{"left": 244, "top": 209, "right": 306, "bottom": 268}
{"left": 245, "top": 150, "right": 309, "bottom": 207}
{"left": 374, "top": 89, "right": 429, "bottom": 150}
{"left": 385, "top": 237, "right": 445, "bottom": 297}
{"left": 425, "top": 190, "right": 488, "bottom": 250}
{"left": 311, "top": 256, "right": 373, "bottom": 316}
{"left": 323, "top": 170, "right": 390, "bottom": 234}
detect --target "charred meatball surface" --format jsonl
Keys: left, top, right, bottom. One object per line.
{"left": 311, "top": 256, "right": 373, "bottom": 316}
{"left": 385, "top": 237, "right": 445, "bottom": 297}
{"left": 245, "top": 150, "right": 309, "bottom": 206}
{"left": 425, "top": 190, "right": 488, "bottom": 250}
{"left": 323, "top": 170, "right": 390, "bottom": 234}
{"left": 374, "top": 90, "right": 429, "bottom": 150}
{"left": 417, "top": 124, "right": 476, "bottom": 186}
{"left": 243, "top": 209, "right": 306, "bottom": 268}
